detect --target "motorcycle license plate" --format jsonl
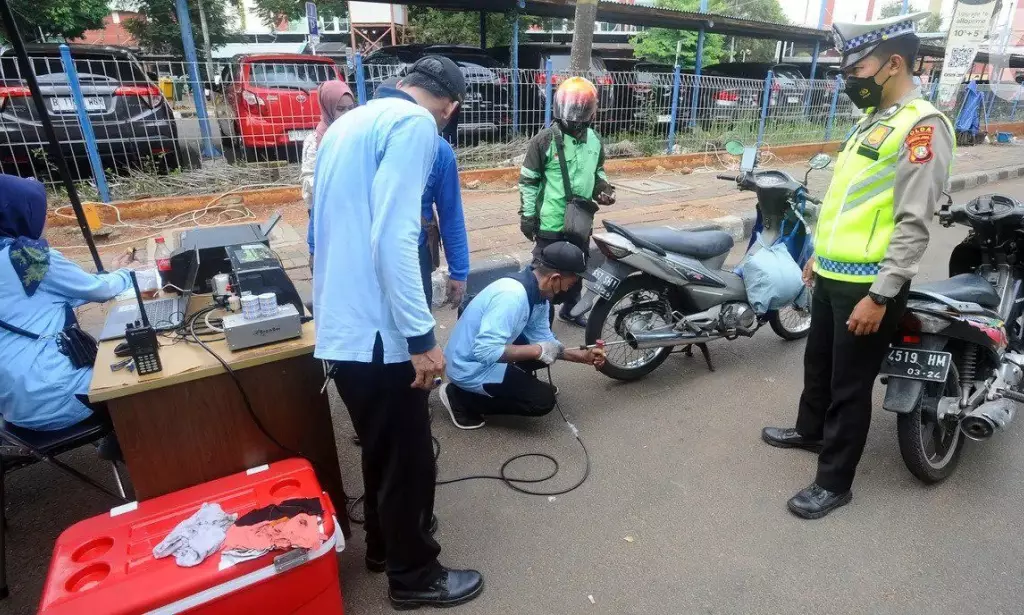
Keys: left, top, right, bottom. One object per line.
{"left": 584, "top": 269, "right": 621, "bottom": 300}
{"left": 881, "top": 347, "right": 952, "bottom": 383}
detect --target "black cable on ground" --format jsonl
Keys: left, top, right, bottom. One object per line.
{"left": 346, "top": 366, "right": 592, "bottom": 524}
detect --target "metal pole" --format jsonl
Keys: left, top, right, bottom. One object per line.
{"left": 668, "top": 64, "right": 682, "bottom": 153}
{"left": 544, "top": 58, "right": 554, "bottom": 127}
{"left": 901, "top": 0, "right": 909, "bottom": 14}
{"left": 512, "top": 0, "right": 523, "bottom": 135}
{"left": 756, "top": 70, "right": 774, "bottom": 150}
{"left": 804, "top": 40, "right": 820, "bottom": 113}
{"left": 0, "top": 0, "right": 104, "bottom": 272}
{"left": 174, "top": 0, "right": 219, "bottom": 159}
{"left": 479, "top": 11, "right": 487, "bottom": 49}
{"left": 929, "top": 79, "right": 939, "bottom": 101}
{"left": 354, "top": 52, "right": 368, "bottom": 104}
{"left": 59, "top": 45, "right": 111, "bottom": 204}
{"left": 824, "top": 74, "right": 842, "bottom": 141}
{"left": 688, "top": 29, "right": 705, "bottom": 128}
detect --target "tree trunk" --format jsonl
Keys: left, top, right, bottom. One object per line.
{"left": 569, "top": 0, "right": 598, "bottom": 75}
{"left": 197, "top": 0, "right": 214, "bottom": 82}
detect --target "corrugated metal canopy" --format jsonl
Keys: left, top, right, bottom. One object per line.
{"left": 365, "top": 0, "right": 832, "bottom": 44}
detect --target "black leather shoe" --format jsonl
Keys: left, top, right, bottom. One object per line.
{"left": 389, "top": 568, "right": 484, "bottom": 610}
{"left": 761, "top": 427, "right": 823, "bottom": 453}
{"left": 558, "top": 309, "right": 588, "bottom": 328}
{"left": 787, "top": 483, "right": 852, "bottom": 520}
{"left": 366, "top": 516, "right": 439, "bottom": 573}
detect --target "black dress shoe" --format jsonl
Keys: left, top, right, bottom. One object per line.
{"left": 761, "top": 427, "right": 823, "bottom": 453}
{"left": 389, "top": 568, "right": 484, "bottom": 610}
{"left": 787, "top": 483, "right": 852, "bottom": 520}
{"left": 366, "top": 516, "right": 440, "bottom": 573}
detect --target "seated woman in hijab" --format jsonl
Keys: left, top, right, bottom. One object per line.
{"left": 0, "top": 174, "right": 134, "bottom": 432}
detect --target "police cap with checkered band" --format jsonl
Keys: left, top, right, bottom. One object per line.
{"left": 833, "top": 12, "right": 929, "bottom": 70}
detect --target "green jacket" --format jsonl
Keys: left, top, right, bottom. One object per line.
{"left": 518, "top": 127, "right": 610, "bottom": 234}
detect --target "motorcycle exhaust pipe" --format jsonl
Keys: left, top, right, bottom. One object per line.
{"left": 624, "top": 327, "right": 720, "bottom": 350}
{"left": 960, "top": 398, "right": 1017, "bottom": 441}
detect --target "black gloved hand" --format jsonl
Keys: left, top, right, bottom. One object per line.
{"left": 520, "top": 216, "right": 538, "bottom": 241}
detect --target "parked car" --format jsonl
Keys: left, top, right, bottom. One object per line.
{"left": 703, "top": 62, "right": 813, "bottom": 120}
{"left": 488, "top": 44, "right": 620, "bottom": 134}
{"left": 358, "top": 45, "right": 512, "bottom": 142}
{"left": 0, "top": 44, "right": 192, "bottom": 177}
{"left": 213, "top": 53, "right": 342, "bottom": 161}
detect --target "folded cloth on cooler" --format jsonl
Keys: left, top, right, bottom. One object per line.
{"left": 153, "top": 503, "right": 238, "bottom": 567}
{"left": 234, "top": 497, "right": 324, "bottom": 526}
{"left": 220, "top": 547, "right": 272, "bottom": 568}
{"left": 223, "top": 513, "right": 325, "bottom": 552}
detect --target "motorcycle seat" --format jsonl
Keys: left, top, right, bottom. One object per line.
{"left": 913, "top": 273, "right": 1001, "bottom": 309}
{"left": 627, "top": 227, "right": 735, "bottom": 260}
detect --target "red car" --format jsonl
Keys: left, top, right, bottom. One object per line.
{"left": 214, "top": 53, "right": 341, "bottom": 160}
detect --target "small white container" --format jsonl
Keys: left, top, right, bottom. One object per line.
{"left": 258, "top": 292, "right": 278, "bottom": 317}
{"left": 240, "top": 295, "right": 260, "bottom": 321}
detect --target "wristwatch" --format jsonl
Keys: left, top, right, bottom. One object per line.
{"left": 868, "top": 292, "right": 889, "bottom": 306}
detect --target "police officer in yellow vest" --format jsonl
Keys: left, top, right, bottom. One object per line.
{"left": 762, "top": 13, "right": 955, "bottom": 519}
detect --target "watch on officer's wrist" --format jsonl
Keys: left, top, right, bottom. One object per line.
{"left": 868, "top": 292, "right": 889, "bottom": 306}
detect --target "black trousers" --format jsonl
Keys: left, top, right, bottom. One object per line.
{"left": 332, "top": 338, "right": 442, "bottom": 590}
{"left": 449, "top": 360, "right": 557, "bottom": 417}
{"left": 795, "top": 276, "right": 909, "bottom": 493}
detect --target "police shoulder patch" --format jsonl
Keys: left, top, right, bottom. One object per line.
{"left": 906, "top": 126, "right": 934, "bottom": 164}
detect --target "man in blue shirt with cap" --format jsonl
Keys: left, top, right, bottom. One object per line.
{"left": 440, "top": 241, "right": 606, "bottom": 429}
{"left": 312, "top": 56, "right": 483, "bottom": 609}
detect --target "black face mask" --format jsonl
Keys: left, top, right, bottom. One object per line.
{"left": 845, "top": 64, "right": 893, "bottom": 110}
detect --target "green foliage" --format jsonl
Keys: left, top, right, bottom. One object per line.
{"left": 249, "top": 0, "right": 347, "bottom": 31}
{"left": 407, "top": 8, "right": 518, "bottom": 48}
{"left": 630, "top": 0, "right": 727, "bottom": 67}
{"left": 630, "top": 0, "right": 790, "bottom": 66}
{"left": 2, "top": 0, "right": 108, "bottom": 42}
{"left": 123, "top": 0, "right": 234, "bottom": 60}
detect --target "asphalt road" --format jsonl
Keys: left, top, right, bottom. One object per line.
{"left": 7, "top": 178, "right": 1024, "bottom": 614}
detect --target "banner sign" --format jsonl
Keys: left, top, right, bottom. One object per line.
{"left": 936, "top": 0, "right": 1000, "bottom": 110}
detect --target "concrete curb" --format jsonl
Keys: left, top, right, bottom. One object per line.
{"left": 948, "top": 164, "right": 1024, "bottom": 193}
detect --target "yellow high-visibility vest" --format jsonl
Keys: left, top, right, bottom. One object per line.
{"left": 814, "top": 98, "right": 954, "bottom": 283}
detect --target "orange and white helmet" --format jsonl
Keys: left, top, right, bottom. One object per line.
{"left": 553, "top": 76, "right": 599, "bottom": 124}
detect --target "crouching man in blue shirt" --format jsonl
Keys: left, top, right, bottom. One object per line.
{"left": 311, "top": 56, "right": 483, "bottom": 609}
{"left": 440, "top": 242, "right": 606, "bottom": 430}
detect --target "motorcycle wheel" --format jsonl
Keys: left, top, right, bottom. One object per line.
{"left": 585, "top": 275, "right": 674, "bottom": 382}
{"left": 896, "top": 363, "right": 965, "bottom": 484}
{"left": 769, "top": 289, "right": 813, "bottom": 340}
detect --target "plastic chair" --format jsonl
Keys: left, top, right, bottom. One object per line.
{"left": 0, "top": 414, "right": 129, "bottom": 599}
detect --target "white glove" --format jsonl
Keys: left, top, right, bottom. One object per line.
{"left": 537, "top": 340, "right": 565, "bottom": 365}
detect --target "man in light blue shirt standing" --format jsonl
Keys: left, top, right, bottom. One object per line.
{"left": 311, "top": 56, "right": 483, "bottom": 609}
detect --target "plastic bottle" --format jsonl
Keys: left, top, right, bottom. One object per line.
{"left": 154, "top": 237, "right": 172, "bottom": 286}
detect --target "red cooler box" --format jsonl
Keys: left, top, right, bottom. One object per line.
{"left": 39, "top": 458, "right": 344, "bottom": 615}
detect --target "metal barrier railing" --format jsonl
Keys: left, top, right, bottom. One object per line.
{"left": 0, "top": 52, "right": 1006, "bottom": 202}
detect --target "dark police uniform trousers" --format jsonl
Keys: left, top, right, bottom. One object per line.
{"left": 796, "top": 276, "right": 909, "bottom": 493}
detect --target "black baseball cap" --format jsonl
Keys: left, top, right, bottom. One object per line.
{"left": 536, "top": 241, "right": 591, "bottom": 279}
{"left": 410, "top": 56, "right": 467, "bottom": 103}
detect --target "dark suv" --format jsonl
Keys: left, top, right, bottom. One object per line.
{"left": 359, "top": 45, "right": 512, "bottom": 141}
{"left": 0, "top": 44, "right": 187, "bottom": 178}
{"left": 489, "top": 44, "right": 619, "bottom": 134}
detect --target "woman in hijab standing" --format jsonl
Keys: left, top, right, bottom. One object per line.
{"left": 0, "top": 174, "right": 134, "bottom": 431}
{"left": 302, "top": 79, "right": 356, "bottom": 266}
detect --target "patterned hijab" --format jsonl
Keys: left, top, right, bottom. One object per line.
{"left": 0, "top": 174, "right": 50, "bottom": 296}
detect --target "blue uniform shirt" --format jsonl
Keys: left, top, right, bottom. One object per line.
{"left": 309, "top": 132, "right": 470, "bottom": 284}
{"left": 444, "top": 268, "right": 556, "bottom": 395}
{"left": 420, "top": 138, "right": 470, "bottom": 282}
{"left": 312, "top": 88, "right": 438, "bottom": 363}
{"left": 0, "top": 241, "right": 131, "bottom": 430}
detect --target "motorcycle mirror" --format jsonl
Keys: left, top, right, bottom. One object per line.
{"left": 808, "top": 153, "right": 832, "bottom": 170}
{"left": 724, "top": 140, "right": 745, "bottom": 156}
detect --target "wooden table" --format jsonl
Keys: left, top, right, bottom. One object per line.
{"left": 89, "top": 296, "right": 350, "bottom": 536}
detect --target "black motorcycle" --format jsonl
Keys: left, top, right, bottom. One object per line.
{"left": 881, "top": 194, "right": 1024, "bottom": 483}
